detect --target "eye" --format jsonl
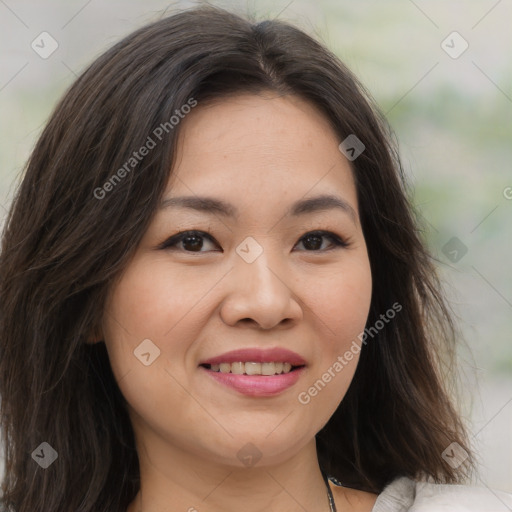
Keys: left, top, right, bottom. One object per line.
{"left": 294, "top": 230, "right": 350, "bottom": 252}
{"left": 158, "top": 230, "right": 219, "bottom": 252}
{"left": 158, "top": 229, "right": 350, "bottom": 253}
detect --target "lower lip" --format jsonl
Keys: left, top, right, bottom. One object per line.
{"left": 199, "top": 366, "right": 305, "bottom": 397}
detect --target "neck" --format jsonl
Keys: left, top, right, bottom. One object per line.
{"left": 126, "top": 427, "right": 332, "bottom": 512}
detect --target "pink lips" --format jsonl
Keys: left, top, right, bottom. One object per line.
{"left": 200, "top": 347, "right": 306, "bottom": 366}
{"left": 199, "top": 347, "right": 307, "bottom": 397}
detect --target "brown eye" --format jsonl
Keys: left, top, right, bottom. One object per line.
{"left": 159, "top": 230, "right": 219, "bottom": 252}
{"left": 294, "top": 231, "right": 350, "bottom": 252}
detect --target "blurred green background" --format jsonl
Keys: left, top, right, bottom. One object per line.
{"left": 1, "top": 0, "right": 511, "bottom": 492}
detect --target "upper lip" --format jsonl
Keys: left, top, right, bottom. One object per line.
{"left": 199, "top": 347, "right": 307, "bottom": 366}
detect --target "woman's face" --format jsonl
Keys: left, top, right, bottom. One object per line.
{"left": 101, "top": 93, "right": 372, "bottom": 468}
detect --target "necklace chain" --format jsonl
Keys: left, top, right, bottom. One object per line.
{"left": 323, "top": 471, "right": 337, "bottom": 512}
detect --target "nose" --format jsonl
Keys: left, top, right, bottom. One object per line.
{"left": 219, "top": 248, "right": 303, "bottom": 330}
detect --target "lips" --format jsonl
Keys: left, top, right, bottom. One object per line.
{"left": 199, "top": 347, "right": 307, "bottom": 366}
{"left": 199, "top": 347, "right": 307, "bottom": 397}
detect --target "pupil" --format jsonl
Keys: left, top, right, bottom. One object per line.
{"left": 184, "top": 235, "right": 202, "bottom": 251}
{"left": 303, "top": 234, "right": 321, "bottom": 250}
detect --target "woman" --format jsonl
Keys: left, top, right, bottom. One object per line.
{"left": 1, "top": 5, "right": 511, "bottom": 512}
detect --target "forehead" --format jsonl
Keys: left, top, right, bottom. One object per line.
{"left": 165, "top": 93, "right": 358, "bottom": 216}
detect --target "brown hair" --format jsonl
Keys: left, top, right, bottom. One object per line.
{"left": 0, "top": 5, "right": 473, "bottom": 511}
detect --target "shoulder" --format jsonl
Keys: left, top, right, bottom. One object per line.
{"left": 330, "top": 483, "right": 379, "bottom": 511}
{"left": 371, "top": 476, "right": 512, "bottom": 512}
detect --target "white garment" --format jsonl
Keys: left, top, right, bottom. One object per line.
{"left": 369, "top": 476, "right": 512, "bottom": 511}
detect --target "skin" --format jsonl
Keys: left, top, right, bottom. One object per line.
{"left": 96, "top": 92, "right": 377, "bottom": 511}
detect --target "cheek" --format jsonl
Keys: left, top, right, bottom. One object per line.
{"left": 104, "top": 256, "right": 206, "bottom": 346}
{"left": 101, "top": 253, "right": 228, "bottom": 396}
{"left": 101, "top": 260, "right": 205, "bottom": 433}
{"left": 309, "top": 256, "right": 372, "bottom": 347}
{"left": 101, "top": 258, "right": 195, "bottom": 386}
{"left": 301, "top": 255, "right": 372, "bottom": 404}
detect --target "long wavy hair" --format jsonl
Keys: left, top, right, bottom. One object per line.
{"left": 0, "top": 5, "right": 474, "bottom": 511}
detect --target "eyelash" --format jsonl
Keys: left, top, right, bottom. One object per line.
{"left": 158, "top": 229, "right": 351, "bottom": 253}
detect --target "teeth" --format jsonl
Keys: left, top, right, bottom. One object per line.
{"left": 245, "top": 362, "right": 261, "bottom": 375}
{"left": 261, "top": 362, "right": 275, "bottom": 376}
{"left": 219, "top": 363, "right": 231, "bottom": 373}
{"left": 231, "top": 362, "right": 245, "bottom": 374}
{"left": 207, "top": 362, "right": 297, "bottom": 375}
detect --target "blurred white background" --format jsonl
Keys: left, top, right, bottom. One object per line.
{"left": 1, "top": 0, "right": 511, "bottom": 496}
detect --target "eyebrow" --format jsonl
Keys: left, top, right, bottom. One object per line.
{"left": 159, "top": 193, "right": 357, "bottom": 223}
